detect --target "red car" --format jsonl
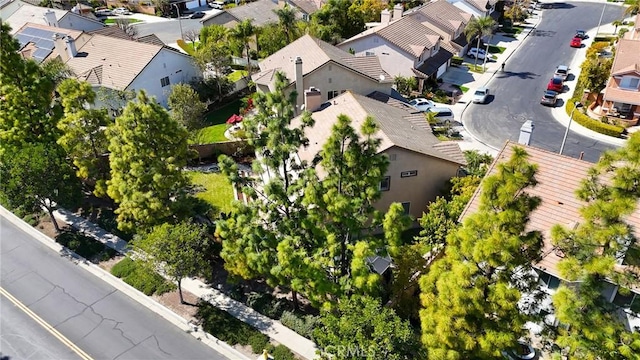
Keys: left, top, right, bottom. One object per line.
{"left": 547, "top": 77, "right": 564, "bottom": 92}
{"left": 570, "top": 37, "right": 582, "bottom": 48}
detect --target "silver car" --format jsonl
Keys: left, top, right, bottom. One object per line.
{"left": 408, "top": 98, "right": 436, "bottom": 112}
{"left": 554, "top": 65, "right": 569, "bottom": 81}
{"left": 472, "top": 87, "right": 490, "bottom": 104}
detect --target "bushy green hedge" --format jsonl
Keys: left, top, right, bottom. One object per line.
{"left": 111, "top": 257, "right": 175, "bottom": 296}
{"left": 245, "top": 292, "right": 288, "bottom": 319}
{"left": 248, "top": 333, "right": 270, "bottom": 354}
{"left": 280, "top": 311, "right": 318, "bottom": 339}
{"left": 196, "top": 301, "right": 261, "bottom": 346}
{"left": 451, "top": 56, "right": 463, "bottom": 66}
{"left": 57, "top": 230, "right": 117, "bottom": 262}
{"left": 272, "top": 345, "right": 296, "bottom": 360}
{"left": 566, "top": 99, "right": 624, "bottom": 138}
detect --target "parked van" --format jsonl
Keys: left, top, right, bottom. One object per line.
{"left": 426, "top": 106, "right": 454, "bottom": 124}
{"left": 208, "top": 1, "right": 225, "bottom": 9}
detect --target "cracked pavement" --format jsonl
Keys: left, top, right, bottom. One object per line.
{"left": 463, "top": 1, "right": 622, "bottom": 163}
{"left": 1, "top": 216, "right": 228, "bottom": 360}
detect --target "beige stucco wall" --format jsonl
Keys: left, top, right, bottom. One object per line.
{"left": 202, "top": 12, "right": 238, "bottom": 28}
{"left": 376, "top": 146, "right": 461, "bottom": 219}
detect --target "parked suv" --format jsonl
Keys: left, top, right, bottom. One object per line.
{"left": 467, "top": 47, "right": 487, "bottom": 60}
{"left": 554, "top": 65, "right": 569, "bottom": 80}
{"left": 426, "top": 106, "right": 454, "bottom": 124}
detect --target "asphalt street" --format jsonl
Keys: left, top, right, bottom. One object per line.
{"left": 1, "top": 292, "right": 83, "bottom": 360}
{"left": 464, "top": 1, "right": 623, "bottom": 163}
{"left": 0, "top": 216, "right": 227, "bottom": 360}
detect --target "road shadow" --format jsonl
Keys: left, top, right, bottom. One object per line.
{"left": 566, "top": 73, "right": 576, "bottom": 82}
{"left": 556, "top": 98, "right": 565, "bottom": 108}
{"left": 547, "top": 2, "right": 575, "bottom": 9}
{"left": 531, "top": 29, "right": 557, "bottom": 37}
{"left": 496, "top": 71, "right": 540, "bottom": 80}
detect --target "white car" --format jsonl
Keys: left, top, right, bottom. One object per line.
{"left": 113, "top": 7, "right": 132, "bottom": 15}
{"left": 472, "top": 87, "right": 490, "bottom": 104}
{"left": 554, "top": 65, "right": 569, "bottom": 81}
{"left": 467, "top": 47, "right": 487, "bottom": 60}
{"left": 408, "top": 98, "right": 436, "bottom": 112}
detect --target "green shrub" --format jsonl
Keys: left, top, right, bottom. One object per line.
{"left": 56, "top": 230, "right": 118, "bottom": 261}
{"left": 248, "top": 333, "right": 270, "bottom": 354}
{"left": 451, "top": 56, "right": 463, "bottom": 66}
{"left": 280, "top": 311, "right": 318, "bottom": 339}
{"left": 245, "top": 292, "right": 288, "bottom": 319}
{"left": 196, "top": 301, "right": 259, "bottom": 346}
{"left": 111, "top": 258, "right": 175, "bottom": 296}
{"left": 272, "top": 345, "right": 296, "bottom": 360}
{"left": 566, "top": 99, "right": 624, "bottom": 138}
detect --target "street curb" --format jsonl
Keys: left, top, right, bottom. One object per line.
{"left": 0, "top": 205, "right": 252, "bottom": 360}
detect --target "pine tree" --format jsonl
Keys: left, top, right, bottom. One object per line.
{"left": 57, "top": 79, "right": 111, "bottom": 196}
{"left": 419, "top": 147, "right": 543, "bottom": 359}
{"left": 106, "top": 91, "right": 191, "bottom": 232}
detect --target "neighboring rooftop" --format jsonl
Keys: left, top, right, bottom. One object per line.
{"left": 88, "top": 26, "right": 165, "bottom": 46}
{"left": 289, "top": 0, "right": 320, "bottom": 14}
{"left": 460, "top": 142, "right": 640, "bottom": 286}
{"left": 202, "top": 0, "right": 296, "bottom": 27}
{"left": 603, "top": 39, "right": 640, "bottom": 104}
{"left": 294, "top": 91, "right": 466, "bottom": 166}
{"left": 253, "top": 34, "right": 391, "bottom": 87}
{"left": 407, "top": 0, "right": 472, "bottom": 34}
{"left": 14, "top": 22, "right": 84, "bottom": 62}
{"left": 3, "top": 1, "right": 102, "bottom": 33}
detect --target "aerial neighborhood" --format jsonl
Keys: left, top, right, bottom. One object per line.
{"left": 2, "top": 0, "right": 640, "bottom": 359}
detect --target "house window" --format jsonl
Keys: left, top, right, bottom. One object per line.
{"left": 612, "top": 288, "right": 640, "bottom": 313}
{"left": 620, "top": 76, "right": 640, "bottom": 89}
{"left": 365, "top": 51, "right": 375, "bottom": 56}
{"left": 538, "top": 271, "right": 560, "bottom": 290}
{"left": 379, "top": 176, "right": 391, "bottom": 191}
{"left": 302, "top": 13, "right": 309, "bottom": 21}
{"left": 328, "top": 64, "right": 332, "bottom": 71}
{"left": 328, "top": 90, "right": 339, "bottom": 99}
{"left": 373, "top": 37, "right": 379, "bottom": 43}
{"left": 401, "top": 202, "right": 410, "bottom": 215}
{"left": 328, "top": 78, "right": 332, "bottom": 84}
{"left": 160, "top": 76, "right": 170, "bottom": 87}
{"left": 388, "top": 153, "right": 397, "bottom": 161}
{"left": 401, "top": 170, "right": 418, "bottom": 178}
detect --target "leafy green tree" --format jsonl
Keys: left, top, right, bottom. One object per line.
{"left": 195, "top": 24, "right": 233, "bottom": 98}
{"left": 348, "top": 0, "right": 387, "bottom": 23}
{"left": 56, "top": 79, "right": 111, "bottom": 196}
{"left": 168, "top": 83, "right": 207, "bottom": 131}
{"left": 274, "top": 4, "right": 299, "bottom": 43}
{"left": 0, "top": 143, "right": 81, "bottom": 232}
{"left": 200, "top": 24, "right": 229, "bottom": 46}
{"left": 420, "top": 146, "right": 543, "bottom": 359}
{"left": 577, "top": 57, "right": 613, "bottom": 94}
{"left": 387, "top": 243, "right": 430, "bottom": 321}
{"left": 132, "top": 222, "right": 208, "bottom": 304}
{"left": 0, "top": 23, "right": 60, "bottom": 156}
{"left": 549, "top": 132, "right": 640, "bottom": 359}
{"left": 314, "top": 295, "right": 425, "bottom": 360}
{"left": 464, "top": 15, "right": 496, "bottom": 67}
{"left": 106, "top": 90, "right": 191, "bottom": 232}
{"left": 229, "top": 19, "right": 257, "bottom": 77}
{"left": 462, "top": 149, "right": 494, "bottom": 177}
{"left": 310, "top": 0, "right": 365, "bottom": 43}
{"left": 393, "top": 76, "right": 417, "bottom": 97}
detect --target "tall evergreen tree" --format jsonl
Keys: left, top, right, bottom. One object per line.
{"left": 106, "top": 91, "right": 191, "bottom": 232}
{"left": 0, "top": 23, "right": 60, "bottom": 156}
{"left": 550, "top": 133, "right": 640, "bottom": 359}
{"left": 57, "top": 79, "right": 111, "bottom": 196}
{"left": 420, "top": 147, "right": 543, "bottom": 359}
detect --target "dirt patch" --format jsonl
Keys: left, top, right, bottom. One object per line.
{"left": 34, "top": 216, "right": 69, "bottom": 239}
{"left": 98, "top": 255, "right": 125, "bottom": 272}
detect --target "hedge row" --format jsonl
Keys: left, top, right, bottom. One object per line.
{"left": 111, "top": 257, "right": 175, "bottom": 296}
{"left": 565, "top": 99, "right": 624, "bottom": 138}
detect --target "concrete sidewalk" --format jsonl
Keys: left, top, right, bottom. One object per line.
{"left": 54, "top": 208, "right": 319, "bottom": 360}
{"left": 445, "top": 0, "right": 628, "bottom": 153}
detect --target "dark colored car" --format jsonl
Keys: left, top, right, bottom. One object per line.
{"left": 189, "top": 11, "right": 205, "bottom": 19}
{"left": 570, "top": 36, "right": 582, "bottom": 48}
{"left": 575, "top": 29, "right": 587, "bottom": 39}
{"left": 540, "top": 90, "right": 558, "bottom": 106}
{"left": 547, "top": 77, "right": 564, "bottom": 92}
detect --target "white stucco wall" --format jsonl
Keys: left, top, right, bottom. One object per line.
{"left": 338, "top": 35, "right": 417, "bottom": 78}
{"left": 127, "top": 49, "right": 201, "bottom": 108}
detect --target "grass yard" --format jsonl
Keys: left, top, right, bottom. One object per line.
{"left": 189, "top": 172, "right": 235, "bottom": 214}
{"left": 487, "top": 45, "right": 506, "bottom": 54}
{"left": 467, "top": 64, "right": 485, "bottom": 73}
{"left": 193, "top": 100, "right": 242, "bottom": 144}
{"left": 227, "top": 70, "right": 248, "bottom": 83}
{"left": 460, "top": 86, "right": 469, "bottom": 93}
{"left": 501, "top": 26, "right": 524, "bottom": 35}
{"left": 104, "top": 18, "right": 142, "bottom": 25}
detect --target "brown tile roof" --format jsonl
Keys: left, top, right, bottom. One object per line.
{"left": 407, "top": 0, "right": 472, "bottom": 34}
{"left": 289, "top": 0, "right": 319, "bottom": 14}
{"left": 88, "top": 26, "right": 165, "bottom": 46}
{"left": 460, "top": 142, "right": 640, "bottom": 284}
{"left": 203, "top": 0, "right": 302, "bottom": 26}
{"left": 610, "top": 39, "right": 640, "bottom": 75}
{"left": 68, "top": 34, "right": 164, "bottom": 90}
{"left": 340, "top": 16, "right": 442, "bottom": 57}
{"left": 294, "top": 91, "right": 466, "bottom": 165}
{"left": 468, "top": 0, "right": 489, "bottom": 13}
{"left": 254, "top": 34, "right": 391, "bottom": 86}
{"left": 603, "top": 39, "right": 640, "bottom": 104}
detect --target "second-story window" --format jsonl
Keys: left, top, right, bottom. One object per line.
{"left": 620, "top": 76, "right": 640, "bottom": 90}
{"left": 160, "top": 76, "right": 170, "bottom": 87}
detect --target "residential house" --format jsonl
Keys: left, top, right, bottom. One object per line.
{"left": 288, "top": 0, "right": 323, "bottom": 20}
{"left": 338, "top": 6, "right": 451, "bottom": 86}
{"left": 294, "top": 90, "right": 466, "bottom": 219}
{"left": 460, "top": 141, "right": 640, "bottom": 331}
{"left": 14, "top": 22, "right": 200, "bottom": 108}
{"left": 446, "top": 0, "right": 496, "bottom": 19}
{"left": 1, "top": 1, "right": 104, "bottom": 34}
{"left": 405, "top": 0, "right": 473, "bottom": 58}
{"left": 253, "top": 34, "right": 393, "bottom": 110}
{"left": 598, "top": 39, "right": 640, "bottom": 126}
{"left": 200, "top": 0, "right": 304, "bottom": 28}
{"left": 104, "top": 0, "right": 157, "bottom": 15}
{"left": 626, "top": 13, "right": 640, "bottom": 40}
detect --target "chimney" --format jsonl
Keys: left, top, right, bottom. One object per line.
{"left": 53, "top": 33, "right": 68, "bottom": 62}
{"left": 392, "top": 3, "right": 403, "bottom": 20}
{"left": 304, "top": 87, "right": 322, "bottom": 112}
{"left": 43, "top": 10, "right": 58, "bottom": 27}
{"left": 64, "top": 36, "right": 77, "bottom": 58}
{"left": 380, "top": 9, "right": 391, "bottom": 25}
{"left": 294, "top": 56, "right": 304, "bottom": 109}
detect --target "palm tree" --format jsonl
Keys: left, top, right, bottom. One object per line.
{"left": 464, "top": 15, "right": 496, "bottom": 67}
{"left": 624, "top": 0, "right": 639, "bottom": 16}
{"left": 229, "top": 19, "right": 256, "bottom": 80}
{"left": 274, "top": 4, "right": 298, "bottom": 43}
{"left": 612, "top": 19, "right": 623, "bottom": 35}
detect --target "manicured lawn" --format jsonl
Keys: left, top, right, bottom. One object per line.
{"left": 104, "top": 18, "right": 142, "bottom": 24}
{"left": 188, "top": 172, "right": 234, "bottom": 214}
{"left": 193, "top": 99, "right": 242, "bottom": 144}
{"left": 467, "top": 64, "right": 485, "bottom": 73}
{"left": 501, "top": 26, "right": 524, "bottom": 35}
{"left": 227, "top": 70, "right": 248, "bottom": 83}
{"left": 460, "top": 86, "right": 469, "bottom": 93}
{"left": 487, "top": 45, "right": 506, "bottom": 54}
